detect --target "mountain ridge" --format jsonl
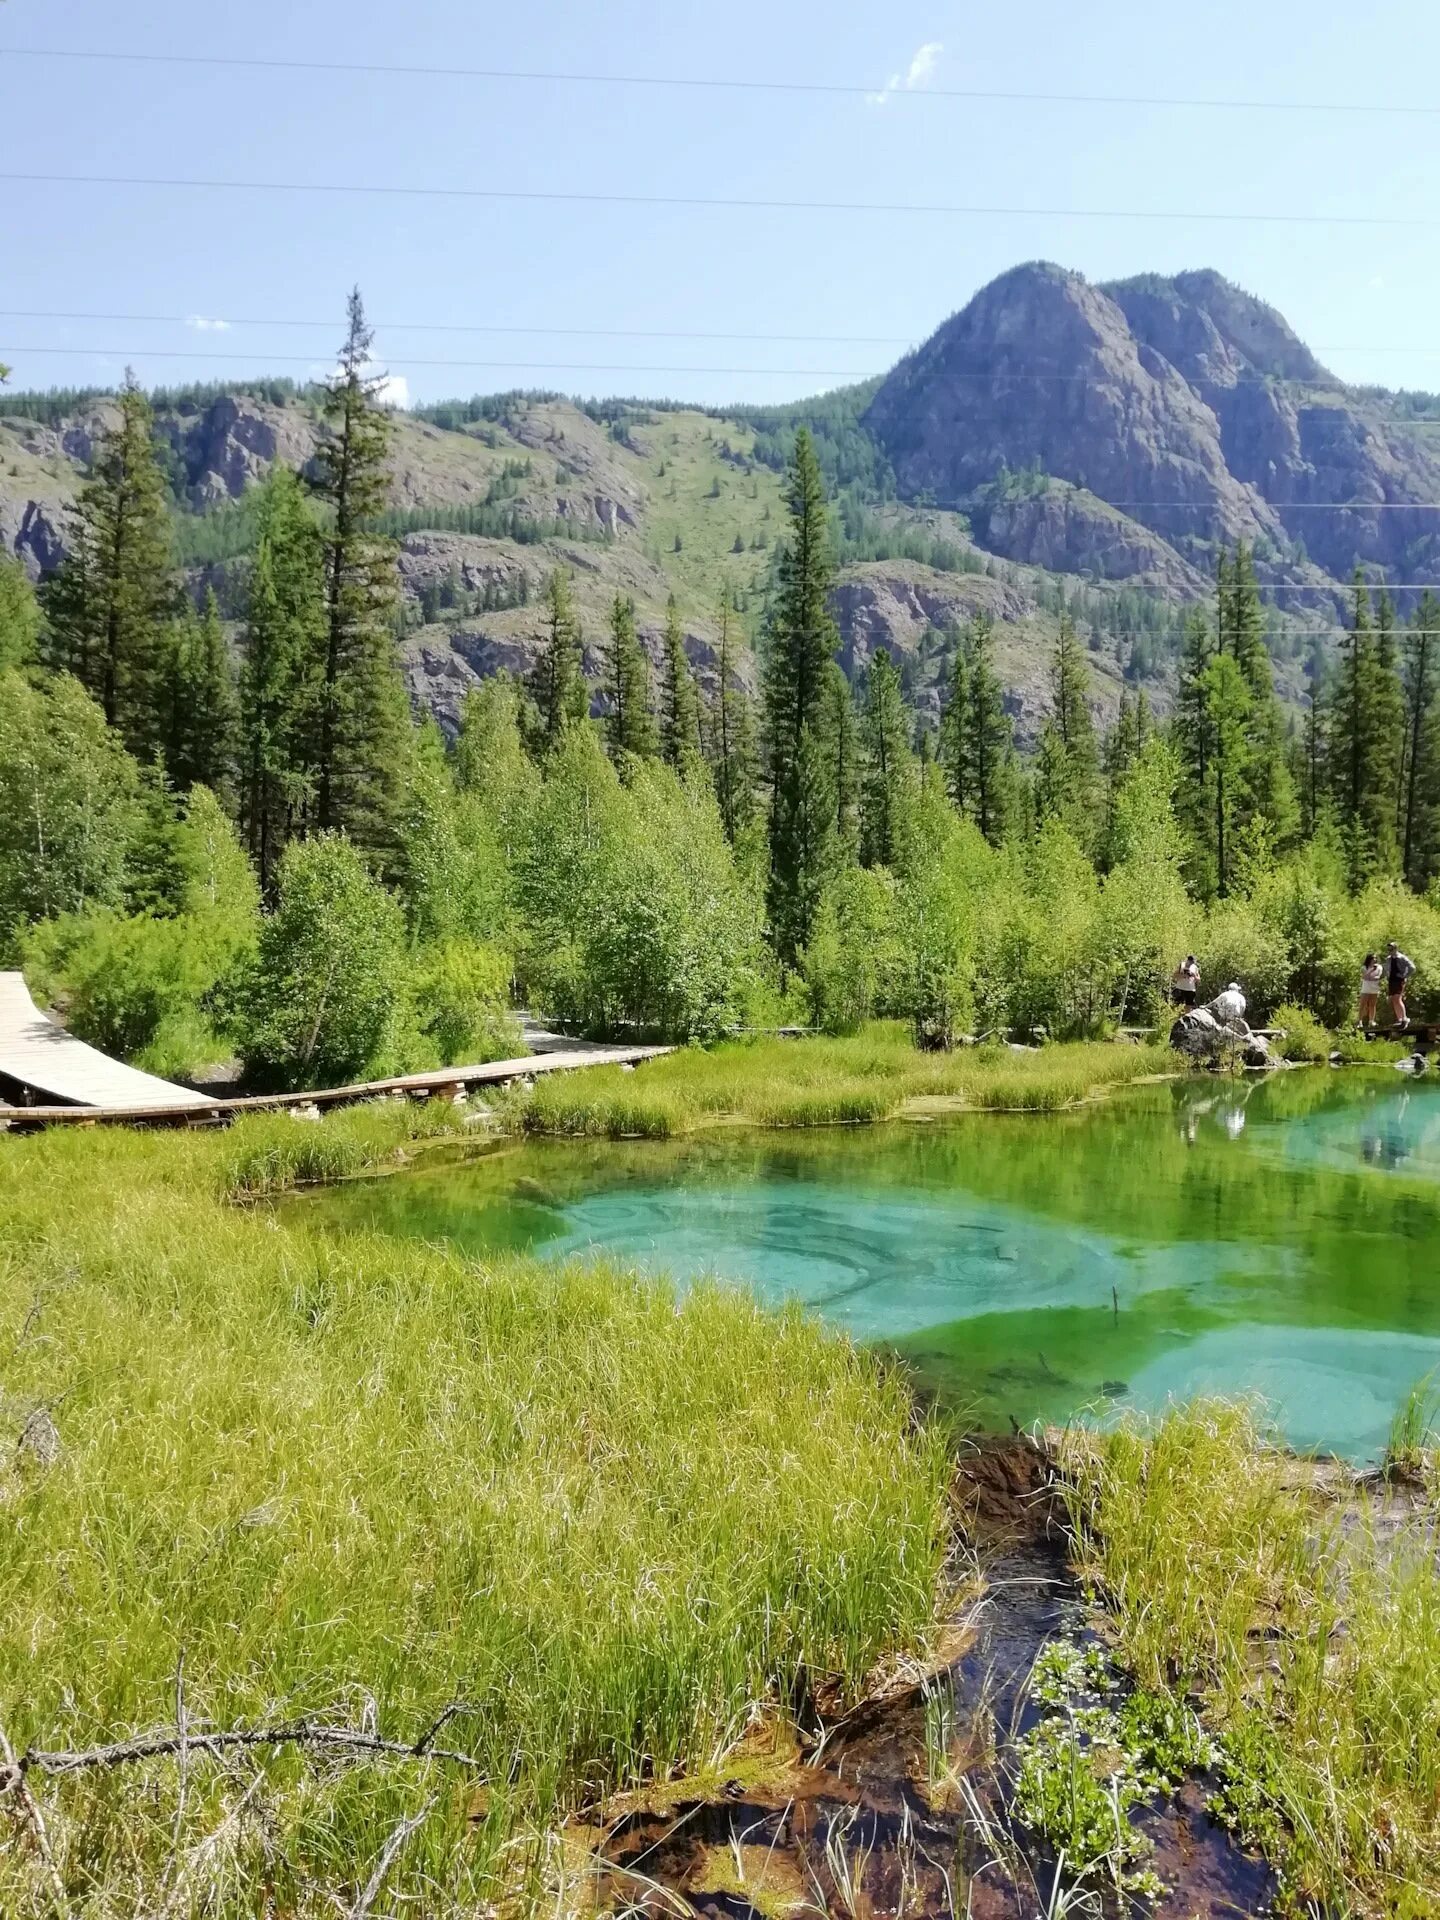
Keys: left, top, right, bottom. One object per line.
{"left": 4, "top": 262, "right": 1435, "bottom": 745}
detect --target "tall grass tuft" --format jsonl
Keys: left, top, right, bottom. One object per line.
{"left": 0, "top": 1121, "right": 949, "bottom": 1914}
{"left": 513, "top": 1028, "right": 1171, "bottom": 1137}
{"left": 221, "top": 1097, "right": 472, "bottom": 1196}
{"left": 1061, "top": 1401, "right": 1440, "bottom": 1915}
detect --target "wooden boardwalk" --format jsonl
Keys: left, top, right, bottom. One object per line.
{"left": 0, "top": 972, "right": 217, "bottom": 1115}
{"left": 0, "top": 972, "right": 672, "bottom": 1130}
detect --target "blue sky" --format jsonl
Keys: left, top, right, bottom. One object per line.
{"left": 5, "top": 0, "right": 1440, "bottom": 408}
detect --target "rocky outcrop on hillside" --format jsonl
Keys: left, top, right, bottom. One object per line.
{"left": 864, "top": 262, "right": 1440, "bottom": 587}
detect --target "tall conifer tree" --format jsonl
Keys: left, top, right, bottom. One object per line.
{"left": 1330, "top": 572, "right": 1402, "bottom": 885}
{"left": 606, "top": 594, "right": 658, "bottom": 760}
{"left": 964, "top": 614, "right": 1012, "bottom": 845}
{"left": 824, "top": 661, "right": 860, "bottom": 860}
{"left": 42, "top": 372, "right": 176, "bottom": 755}
{"left": 709, "top": 599, "right": 760, "bottom": 843}
{"left": 1401, "top": 590, "right": 1440, "bottom": 888}
{"left": 309, "top": 289, "right": 408, "bottom": 851}
{"left": 938, "top": 627, "right": 970, "bottom": 817}
{"left": 659, "top": 594, "right": 703, "bottom": 766}
{"left": 162, "top": 588, "right": 237, "bottom": 798}
{"left": 527, "top": 568, "right": 588, "bottom": 753}
{"left": 238, "top": 468, "right": 327, "bottom": 893}
{"left": 764, "top": 428, "right": 839, "bottom": 963}
{"left": 860, "top": 646, "right": 913, "bottom": 869}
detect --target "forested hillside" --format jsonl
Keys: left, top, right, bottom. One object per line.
{"left": 13, "top": 261, "right": 1436, "bottom": 761}
{"left": 4, "top": 284, "right": 1440, "bottom": 1102}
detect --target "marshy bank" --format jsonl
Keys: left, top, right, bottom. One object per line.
{"left": 5, "top": 1057, "right": 1440, "bottom": 1915}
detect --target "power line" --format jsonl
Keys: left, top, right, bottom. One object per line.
{"left": 0, "top": 345, "right": 878, "bottom": 378}
{"left": 1, "top": 309, "right": 1437, "bottom": 362}
{"left": 2, "top": 44, "right": 1437, "bottom": 117}
{"left": 0, "top": 170, "right": 1433, "bottom": 228}
{"left": 0, "top": 309, "right": 913, "bottom": 347}
{"left": 11, "top": 342, "right": 1424, "bottom": 390}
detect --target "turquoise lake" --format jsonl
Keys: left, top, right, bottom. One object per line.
{"left": 298, "top": 1071, "right": 1440, "bottom": 1461}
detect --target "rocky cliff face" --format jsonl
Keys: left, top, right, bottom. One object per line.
{"left": 865, "top": 262, "right": 1440, "bottom": 587}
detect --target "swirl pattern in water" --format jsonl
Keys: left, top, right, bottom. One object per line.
{"left": 297, "top": 1073, "right": 1440, "bottom": 1462}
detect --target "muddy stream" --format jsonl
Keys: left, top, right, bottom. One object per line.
{"left": 583, "top": 1442, "right": 1274, "bottom": 1920}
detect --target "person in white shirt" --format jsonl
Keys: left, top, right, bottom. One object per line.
{"left": 1171, "top": 955, "right": 1200, "bottom": 1008}
{"left": 1209, "top": 982, "right": 1247, "bottom": 1025}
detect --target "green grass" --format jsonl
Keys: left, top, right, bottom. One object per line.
{"left": 219, "top": 1098, "right": 474, "bottom": 1196}
{"left": 511, "top": 1027, "right": 1173, "bottom": 1136}
{"left": 1060, "top": 1403, "right": 1440, "bottom": 1917}
{"left": 0, "top": 1118, "right": 948, "bottom": 1915}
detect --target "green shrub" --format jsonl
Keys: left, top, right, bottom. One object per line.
{"left": 1270, "top": 1002, "right": 1329, "bottom": 1063}
{"left": 233, "top": 835, "right": 407, "bottom": 1091}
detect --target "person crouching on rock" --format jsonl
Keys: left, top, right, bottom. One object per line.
{"left": 1386, "top": 942, "right": 1416, "bottom": 1032}
{"left": 1171, "top": 954, "right": 1200, "bottom": 1009}
{"left": 1209, "top": 981, "right": 1247, "bottom": 1026}
{"left": 1358, "top": 953, "right": 1383, "bottom": 1035}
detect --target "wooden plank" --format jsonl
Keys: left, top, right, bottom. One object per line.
{"left": 0, "top": 1045, "right": 673, "bottom": 1130}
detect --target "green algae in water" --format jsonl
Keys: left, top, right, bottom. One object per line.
{"left": 297, "top": 1072, "right": 1440, "bottom": 1462}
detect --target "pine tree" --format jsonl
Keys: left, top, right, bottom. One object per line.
{"left": 162, "top": 588, "right": 237, "bottom": 797}
{"left": 308, "top": 288, "right": 408, "bottom": 850}
{"left": 964, "top": 614, "right": 1012, "bottom": 845}
{"left": 764, "top": 428, "right": 840, "bottom": 963}
{"left": 1036, "top": 616, "right": 1098, "bottom": 831}
{"left": 860, "top": 646, "right": 912, "bottom": 868}
{"left": 606, "top": 595, "right": 658, "bottom": 760}
{"left": 709, "top": 599, "right": 760, "bottom": 843}
{"left": 1203, "top": 650, "right": 1253, "bottom": 898}
{"left": 1330, "top": 572, "right": 1402, "bottom": 885}
{"left": 659, "top": 594, "right": 703, "bottom": 767}
{"left": 1219, "top": 544, "right": 1297, "bottom": 852}
{"left": 1296, "top": 640, "right": 1330, "bottom": 842}
{"left": 1401, "top": 590, "right": 1440, "bottom": 888}
{"left": 41, "top": 371, "right": 176, "bottom": 755}
{"left": 527, "top": 568, "right": 587, "bottom": 753}
{"left": 938, "top": 628, "right": 970, "bottom": 817}
{"left": 824, "top": 661, "right": 860, "bottom": 859}
{"left": 238, "top": 468, "right": 327, "bottom": 894}
{"left": 1172, "top": 607, "right": 1215, "bottom": 884}
{"left": 1374, "top": 586, "right": 1409, "bottom": 842}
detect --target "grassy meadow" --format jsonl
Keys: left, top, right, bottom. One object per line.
{"left": 0, "top": 1109, "right": 949, "bottom": 1916}
{"left": 510, "top": 1024, "right": 1174, "bottom": 1138}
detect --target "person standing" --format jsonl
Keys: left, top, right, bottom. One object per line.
{"left": 1358, "top": 953, "right": 1384, "bottom": 1035}
{"left": 1386, "top": 942, "right": 1416, "bottom": 1031}
{"left": 1171, "top": 955, "right": 1200, "bottom": 1009}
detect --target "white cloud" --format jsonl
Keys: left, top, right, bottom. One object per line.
{"left": 868, "top": 39, "right": 943, "bottom": 107}
{"left": 906, "top": 41, "right": 943, "bottom": 88}
{"left": 322, "top": 359, "right": 410, "bottom": 408}
{"left": 186, "top": 314, "right": 231, "bottom": 332}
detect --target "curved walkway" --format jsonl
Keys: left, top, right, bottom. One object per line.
{"left": 0, "top": 972, "right": 216, "bottom": 1112}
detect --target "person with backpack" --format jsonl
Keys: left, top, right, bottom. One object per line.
{"left": 1386, "top": 942, "right": 1416, "bottom": 1032}
{"left": 1171, "top": 954, "right": 1200, "bottom": 1009}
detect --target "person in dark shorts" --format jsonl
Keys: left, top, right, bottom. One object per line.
{"left": 1171, "top": 955, "right": 1200, "bottom": 1008}
{"left": 1386, "top": 942, "right": 1416, "bottom": 1030}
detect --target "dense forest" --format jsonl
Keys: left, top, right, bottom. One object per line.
{"left": 4, "top": 297, "right": 1440, "bottom": 1094}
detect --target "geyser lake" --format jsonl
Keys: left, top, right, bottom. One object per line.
{"left": 296, "top": 1070, "right": 1440, "bottom": 1462}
